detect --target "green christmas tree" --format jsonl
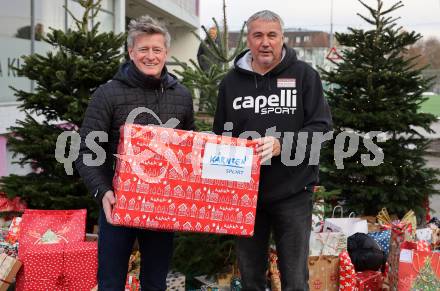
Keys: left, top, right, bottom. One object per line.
{"left": 320, "top": 0, "right": 439, "bottom": 216}
{"left": 0, "top": 0, "right": 125, "bottom": 223}
{"left": 411, "top": 256, "right": 440, "bottom": 290}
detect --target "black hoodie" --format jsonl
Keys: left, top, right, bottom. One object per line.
{"left": 76, "top": 61, "right": 195, "bottom": 204}
{"left": 213, "top": 45, "right": 332, "bottom": 204}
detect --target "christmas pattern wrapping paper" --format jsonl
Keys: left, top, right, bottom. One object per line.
{"left": 125, "top": 274, "right": 140, "bottom": 291}
{"left": 17, "top": 209, "right": 87, "bottom": 258}
{"left": 368, "top": 230, "right": 391, "bottom": 256}
{"left": 16, "top": 242, "right": 97, "bottom": 291}
{"left": 397, "top": 247, "right": 440, "bottom": 291}
{"left": 166, "top": 271, "right": 185, "bottom": 291}
{"left": 309, "top": 232, "right": 347, "bottom": 256}
{"left": 0, "top": 192, "right": 26, "bottom": 212}
{"left": 308, "top": 255, "right": 340, "bottom": 291}
{"left": 6, "top": 217, "right": 22, "bottom": 244}
{"left": 112, "top": 124, "right": 261, "bottom": 236}
{"left": 355, "top": 271, "right": 383, "bottom": 291}
{"left": 0, "top": 253, "right": 22, "bottom": 291}
{"left": 339, "top": 251, "right": 357, "bottom": 290}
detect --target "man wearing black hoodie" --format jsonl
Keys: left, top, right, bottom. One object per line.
{"left": 213, "top": 10, "right": 332, "bottom": 291}
{"left": 76, "top": 16, "right": 194, "bottom": 290}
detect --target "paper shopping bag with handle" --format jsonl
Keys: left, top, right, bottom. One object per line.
{"left": 323, "top": 206, "right": 368, "bottom": 237}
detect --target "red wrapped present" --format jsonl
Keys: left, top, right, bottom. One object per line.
{"left": 6, "top": 217, "right": 22, "bottom": 244}
{"left": 111, "top": 125, "right": 261, "bottom": 236}
{"left": 125, "top": 274, "right": 140, "bottom": 291}
{"left": 0, "top": 192, "right": 26, "bottom": 213}
{"left": 16, "top": 242, "right": 97, "bottom": 291}
{"left": 18, "top": 209, "right": 87, "bottom": 257}
{"left": 355, "top": 271, "right": 383, "bottom": 291}
{"left": 339, "top": 251, "right": 356, "bottom": 290}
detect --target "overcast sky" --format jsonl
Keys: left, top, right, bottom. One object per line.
{"left": 200, "top": 0, "right": 440, "bottom": 39}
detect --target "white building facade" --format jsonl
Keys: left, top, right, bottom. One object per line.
{"left": 0, "top": 0, "right": 199, "bottom": 177}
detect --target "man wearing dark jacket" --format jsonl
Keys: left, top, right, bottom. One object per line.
{"left": 76, "top": 15, "right": 194, "bottom": 290}
{"left": 213, "top": 10, "right": 332, "bottom": 291}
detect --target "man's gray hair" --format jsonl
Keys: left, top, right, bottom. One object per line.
{"left": 127, "top": 15, "right": 171, "bottom": 48}
{"left": 246, "top": 10, "right": 284, "bottom": 34}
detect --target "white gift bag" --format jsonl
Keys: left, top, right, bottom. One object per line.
{"left": 309, "top": 231, "right": 347, "bottom": 256}
{"left": 323, "top": 206, "right": 368, "bottom": 237}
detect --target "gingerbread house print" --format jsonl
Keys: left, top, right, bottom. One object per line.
{"left": 186, "top": 186, "right": 193, "bottom": 200}
{"left": 114, "top": 177, "right": 123, "bottom": 190}
{"left": 183, "top": 222, "right": 192, "bottom": 231}
{"left": 211, "top": 209, "right": 224, "bottom": 221}
{"left": 232, "top": 194, "right": 238, "bottom": 205}
{"left": 182, "top": 168, "right": 188, "bottom": 179}
{"left": 113, "top": 213, "right": 121, "bottom": 223}
{"left": 204, "top": 225, "right": 210, "bottom": 232}
{"left": 156, "top": 205, "right": 166, "bottom": 214}
{"left": 133, "top": 217, "right": 140, "bottom": 225}
{"left": 172, "top": 132, "right": 180, "bottom": 144}
{"left": 118, "top": 195, "right": 127, "bottom": 209}
{"left": 136, "top": 181, "right": 149, "bottom": 194}
{"left": 195, "top": 222, "right": 202, "bottom": 231}
{"left": 198, "top": 207, "right": 205, "bottom": 219}
{"left": 194, "top": 189, "right": 201, "bottom": 200}
{"left": 236, "top": 212, "right": 243, "bottom": 224}
{"left": 145, "top": 217, "right": 159, "bottom": 228}
{"left": 169, "top": 168, "right": 179, "bottom": 180}
{"left": 185, "top": 152, "right": 192, "bottom": 164}
{"left": 217, "top": 227, "right": 228, "bottom": 234}
{"left": 168, "top": 203, "right": 176, "bottom": 215}
{"left": 219, "top": 194, "right": 230, "bottom": 205}
{"left": 141, "top": 199, "right": 154, "bottom": 212}
{"left": 241, "top": 229, "right": 248, "bottom": 236}
{"left": 206, "top": 191, "right": 219, "bottom": 203}
{"left": 173, "top": 186, "right": 184, "bottom": 198}
{"left": 190, "top": 204, "right": 198, "bottom": 217}
{"left": 174, "top": 221, "right": 180, "bottom": 230}
{"left": 128, "top": 198, "right": 136, "bottom": 210}
{"left": 164, "top": 185, "right": 171, "bottom": 197}
{"left": 124, "top": 214, "right": 131, "bottom": 223}
{"left": 241, "top": 195, "right": 251, "bottom": 207}
{"left": 123, "top": 179, "right": 131, "bottom": 192}
{"left": 177, "top": 150, "right": 184, "bottom": 163}
{"left": 245, "top": 212, "right": 254, "bottom": 224}
{"left": 178, "top": 204, "right": 188, "bottom": 216}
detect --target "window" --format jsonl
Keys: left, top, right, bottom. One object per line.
{"left": 304, "top": 35, "right": 311, "bottom": 42}
{"left": 296, "top": 36, "right": 301, "bottom": 43}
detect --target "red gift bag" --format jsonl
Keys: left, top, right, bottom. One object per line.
{"left": 17, "top": 209, "right": 87, "bottom": 258}
{"left": 397, "top": 245, "right": 440, "bottom": 290}
{"left": 17, "top": 242, "right": 97, "bottom": 291}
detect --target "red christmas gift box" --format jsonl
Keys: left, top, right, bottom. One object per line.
{"left": 17, "top": 209, "right": 87, "bottom": 258}
{"left": 16, "top": 242, "right": 97, "bottom": 291}
{"left": 355, "top": 271, "right": 383, "bottom": 291}
{"left": 112, "top": 124, "right": 261, "bottom": 236}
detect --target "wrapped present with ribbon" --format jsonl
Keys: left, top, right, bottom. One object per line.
{"left": 6, "top": 217, "right": 22, "bottom": 244}
{"left": 17, "top": 209, "right": 87, "bottom": 258}
{"left": 125, "top": 274, "right": 140, "bottom": 291}
{"left": 355, "top": 270, "right": 383, "bottom": 291}
{"left": 309, "top": 254, "right": 339, "bottom": 291}
{"left": 0, "top": 228, "right": 18, "bottom": 258}
{"left": 268, "top": 247, "right": 281, "bottom": 291}
{"left": 377, "top": 208, "right": 416, "bottom": 240}
{"left": 310, "top": 231, "right": 347, "bottom": 257}
{"left": 111, "top": 124, "right": 261, "bottom": 236}
{"left": 0, "top": 253, "right": 22, "bottom": 291}
{"left": 15, "top": 242, "right": 97, "bottom": 291}
{"left": 368, "top": 230, "right": 391, "bottom": 257}
{"left": 377, "top": 208, "right": 417, "bottom": 290}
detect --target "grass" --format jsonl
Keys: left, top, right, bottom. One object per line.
{"left": 420, "top": 95, "right": 440, "bottom": 117}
